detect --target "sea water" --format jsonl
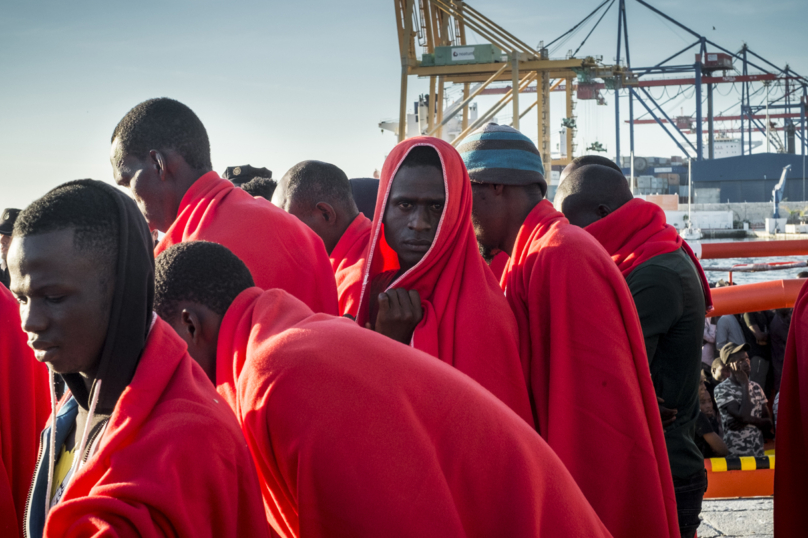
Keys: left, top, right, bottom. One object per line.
{"left": 695, "top": 237, "right": 808, "bottom": 285}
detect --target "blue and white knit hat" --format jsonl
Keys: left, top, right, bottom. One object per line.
{"left": 457, "top": 123, "right": 544, "bottom": 185}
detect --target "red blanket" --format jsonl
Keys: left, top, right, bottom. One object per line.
{"left": 156, "top": 172, "right": 338, "bottom": 315}
{"left": 330, "top": 213, "right": 371, "bottom": 318}
{"left": 216, "top": 287, "right": 612, "bottom": 538}
{"left": 354, "top": 137, "right": 532, "bottom": 424}
{"left": 44, "top": 317, "right": 269, "bottom": 538}
{"left": 0, "top": 286, "right": 50, "bottom": 538}
{"left": 775, "top": 278, "right": 808, "bottom": 535}
{"left": 585, "top": 198, "right": 713, "bottom": 311}
{"left": 501, "top": 200, "right": 679, "bottom": 538}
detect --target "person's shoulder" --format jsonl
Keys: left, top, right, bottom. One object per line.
{"left": 714, "top": 379, "right": 736, "bottom": 398}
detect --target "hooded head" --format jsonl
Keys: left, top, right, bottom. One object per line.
{"left": 154, "top": 241, "right": 255, "bottom": 383}
{"left": 356, "top": 136, "right": 476, "bottom": 326}
{"left": 9, "top": 180, "right": 154, "bottom": 412}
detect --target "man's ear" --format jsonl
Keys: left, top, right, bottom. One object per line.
{"left": 315, "top": 202, "right": 337, "bottom": 225}
{"left": 150, "top": 150, "right": 169, "bottom": 182}
{"left": 596, "top": 204, "right": 612, "bottom": 219}
{"left": 492, "top": 184, "right": 506, "bottom": 196}
{"left": 180, "top": 308, "right": 203, "bottom": 344}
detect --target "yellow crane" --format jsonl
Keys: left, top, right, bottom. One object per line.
{"left": 394, "top": 0, "right": 626, "bottom": 167}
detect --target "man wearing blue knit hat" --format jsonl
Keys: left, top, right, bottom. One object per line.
{"left": 462, "top": 123, "right": 681, "bottom": 538}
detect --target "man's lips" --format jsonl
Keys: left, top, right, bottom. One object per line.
{"left": 29, "top": 340, "right": 57, "bottom": 361}
{"left": 402, "top": 239, "right": 432, "bottom": 252}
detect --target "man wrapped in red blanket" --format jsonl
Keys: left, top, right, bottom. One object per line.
{"left": 110, "top": 97, "right": 338, "bottom": 315}
{"left": 154, "top": 240, "right": 613, "bottom": 538}
{"left": 555, "top": 162, "right": 714, "bottom": 538}
{"left": 464, "top": 124, "right": 678, "bottom": 538}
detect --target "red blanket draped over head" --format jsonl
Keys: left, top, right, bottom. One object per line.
{"left": 774, "top": 279, "right": 808, "bottom": 535}
{"left": 329, "top": 213, "right": 371, "bottom": 318}
{"left": 0, "top": 285, "right": 50, "bottom": 538}
{"left": 156, "top": 172, "right": 339, "bottom": 315}
{"left": 44, "top": 317, "right": 270, "bottom": 538}
{"left": 216, "top": 287, "right": 612, "bottom": 538}
{"left": 501, "top": 200, "right": 679, "bottom": 538}
{"left": 585, "top": 198, "right": 713, "bottom": 311}
{"left": 354, "top": 137, "right": 532, "bottom": 424}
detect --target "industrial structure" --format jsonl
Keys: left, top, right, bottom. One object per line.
{"left": 385, "top": 0, "right": 808, "bottom": 204}
{"left": 389, "top": 0, "right": 624, "bottom": 169}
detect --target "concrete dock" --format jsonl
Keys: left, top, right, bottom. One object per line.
{"left": 698, "top": 498, "right": 773, "bottom": 537}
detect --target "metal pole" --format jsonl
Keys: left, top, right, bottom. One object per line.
{"left": 436, "top": 76, "right": 445, "bottom": 140}
{"left": 398, "top": 65, "right": 408, "bottom": 142}
{"left": 512, "top": 52, "right": 520, "bottom": 130}
{"left": 766, "top": 81, "right": 771, "bottom": 153}
{"left": 462, "top": 83, "right": 470, "bottom": 131}
{"left": 630, "top": 151, "right": 635, "bottom": 195}
{"left": 427, "top": 77, "right": 436, "bottom": 132}
{"left": 566, "top": 77, "right": 574, "bottom": 160}
{"left": 629, "top": 85, "right": 635, "bottom": 159}
{"left": 695, "top": 52, "right": 704, "bottom": 160}
{"left": 689, "top": 158, "right": 692, "bottom": 220}
{"left": 615, "top": 0, "right": 623, "bottom": 165}
{"left": 708, "top": 83, "right": 714, "bottom": 159}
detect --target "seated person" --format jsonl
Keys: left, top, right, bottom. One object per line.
{"left": 152, "top": 240, "right": 612, "bottom": 538}
{"left": 741, "top": 310, "right": 773, "bottom": 388}
{"left": 714, "top": 343, "right": 773, "bottom": 457}
{"left": 695, "top": 381, "right": 728, "bottom": 458}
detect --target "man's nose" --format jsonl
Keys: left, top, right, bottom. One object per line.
{"left": 20, "top": 301, "right": 47, "bottom": 335}
{"left": 408, "top": 206, "right": 432, "bottom": 232}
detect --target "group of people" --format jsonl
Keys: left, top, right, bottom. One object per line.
{"left": 0, "top": 97, "right": 805, "bottom": 538}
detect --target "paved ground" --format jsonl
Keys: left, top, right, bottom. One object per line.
{"left": 698, "top": 498, "right": 773, "bottom": 537}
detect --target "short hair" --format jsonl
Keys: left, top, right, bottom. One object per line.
{"left": 400, "top": 146, "right": 443, "bottom": 172}
{"left": 798, "top": 271, "right": 808, "bottom": 278}
{"left": 14, "top": 180, "right": 119, "bottom": 273}
{"left": 241, "top": 177, "right": 277, "bottom": 200}
{"left": 283, "top": 160, "right": 355, "bottom": 210}
{"left": 111, "top": 98, "right": 212, "bottom": 171}
{"left": 568, "top": 155, "right": 623, "bottom": 175}
{"left": 154, "top": 241, "right": 255, "bottom": 320}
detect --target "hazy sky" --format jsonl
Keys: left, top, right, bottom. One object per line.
{"left": 1, "top": 0, "right": 806, "bottom": 208}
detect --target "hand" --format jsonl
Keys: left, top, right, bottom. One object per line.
{"left": 658, "top": 397, "right": 678, "bottom": 429}
{"left": 727, "top": 417, "right": 746, "bottom": 431}
{"left": 730, "top": 361, "right": 749, "bottom": 385}
{"left": 367, "top": 288, "right": 423, "bottom": 345}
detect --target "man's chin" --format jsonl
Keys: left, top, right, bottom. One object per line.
{"left": 478, "top": 244, "right": 500, "bottom": 264}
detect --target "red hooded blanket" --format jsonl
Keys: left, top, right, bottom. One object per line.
{"left": 500, "top": 200, "right": 679, "bottom": 538}
{"left": 216, "top": 287, "right": 612, "bottom": 538}
{"left": 156, "top": 172, "right": 338, "bottom": 315}
{"left": 585, "top": 198, "right": 713, "bottom": 311}
{"left": 0, "top": 285, "right": 50, "bottom": 538}
{"left": 43, "top": 317, "right": 270, "bottom": 538}
{"left": 329, "top": 213, "right": 371, "bottom": 318}
{"left": 354, "top": 137, "right": 532, "bottom": 424}
{"left": 774, "top": 279, "right": 808, "bottom": 536}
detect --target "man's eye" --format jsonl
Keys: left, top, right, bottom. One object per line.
{"left": 14, "top": 296, "right": 26, "bottom": 305}
{"left": 45, "top": 296, "right": 65, "bottom": 304}
{"left": 432, "top": 203, "right": 444, "bottom": 211}
{"left": 398, "top": 202, "right": 412, "bottom": 210}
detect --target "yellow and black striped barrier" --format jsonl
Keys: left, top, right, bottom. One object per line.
{"left": 705, "top": 456, "right": 775, "bottom": 498}
{"left": 708, "top": 455, "right": 775, "bottom": 473}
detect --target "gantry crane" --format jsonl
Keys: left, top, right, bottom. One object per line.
{"left": 393, "top": 0, "right": 624, "bottom": 167}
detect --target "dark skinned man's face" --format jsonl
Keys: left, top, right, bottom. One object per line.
{"left": 728, "top": 351, "right": 751, "bottom": 375}
{"left": 110, "top": 137, "right": 171, "bottom": 232}
{"left": 9, "top": 229, "right": 113, "bottom": 377}
{"left": 470, "top": 182, "right": 506, "bottom": 262}
{"left": 383, "top": 165, "right": 445, "bottom": 273}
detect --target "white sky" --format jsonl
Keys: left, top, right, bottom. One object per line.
{"left": 1, "top": 0, "right": 806, "bottom": 208}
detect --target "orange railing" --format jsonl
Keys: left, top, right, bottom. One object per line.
{"left": 708, "top": 279, "right": 805, "bottom": 317}
{"left": 700, "top": 239, "right": 808, "bottom": 259}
